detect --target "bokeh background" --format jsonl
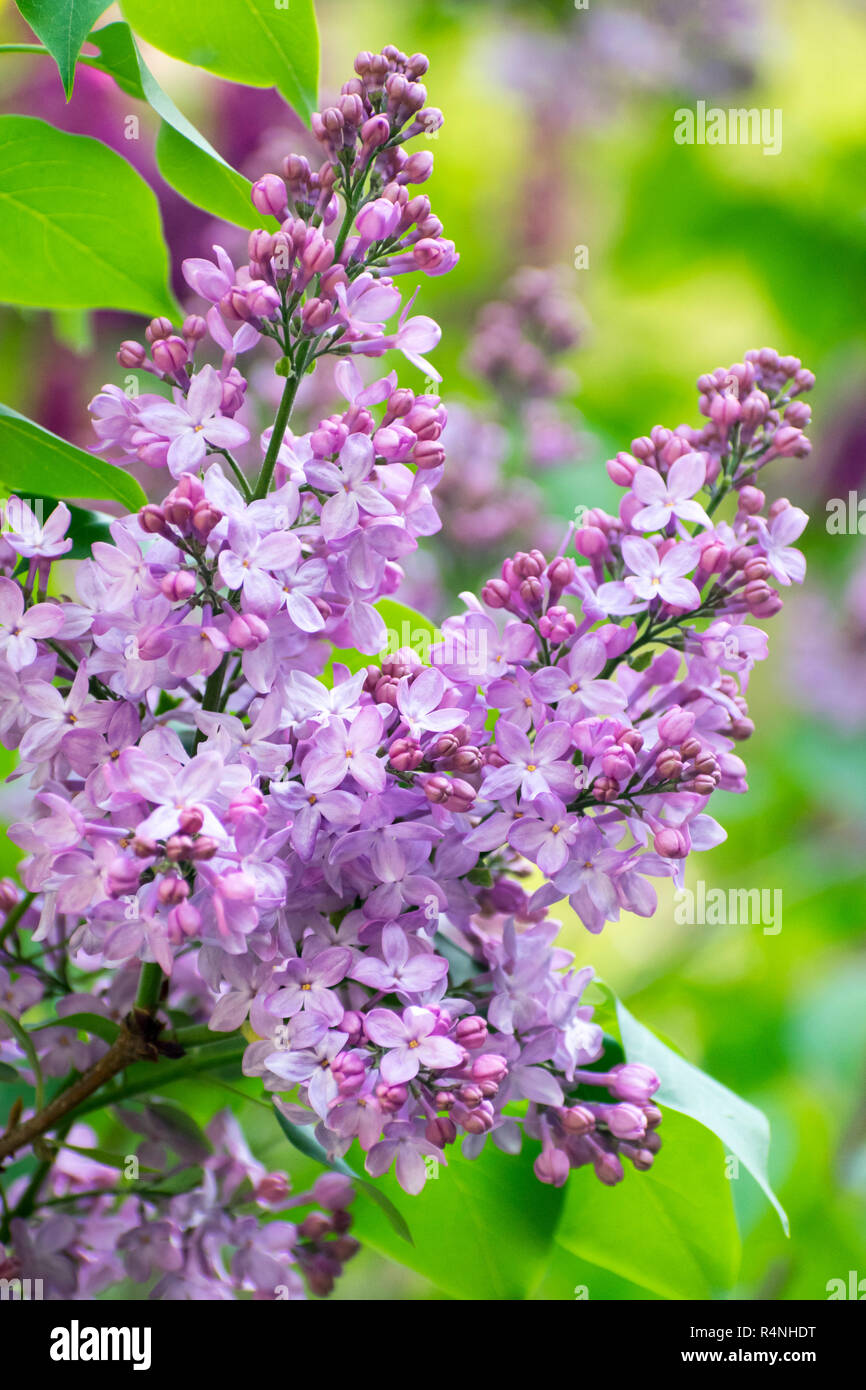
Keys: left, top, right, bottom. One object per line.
{"left": 1, "top": 0, "right": 865, "bottom": 1299}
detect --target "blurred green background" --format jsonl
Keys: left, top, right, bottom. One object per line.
{"left": 1, "top": 0, "right": 865, "bottom": 1300}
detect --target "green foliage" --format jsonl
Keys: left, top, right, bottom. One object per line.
{"left": 88, "top": 22, "right": 259, "bottom": 227}
{"left": 616, "top": 999, "right": 789, "bottom": 1233}
{"left": 15, "top": 0, "right": 110, "bottom": 97}
{"left": 0, "top": 116, "right": 177, "bottom": 318}
{"left": 118, "top": 0, "right": 320, "bottom": 124}
{"left": 0, "top": 401, "right": 146, "bottom": 510}
{"left": 155, "top": 124, "right": 257, "bottom": 228}
{"left": 350, "top": 1138, "right": 565, "bottom": 1300}
{"left": 556, "top": 1111, "right": 741, "bottom": 1299}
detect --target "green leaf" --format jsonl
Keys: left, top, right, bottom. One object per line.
{"left": 0, "top": 1061, "right": 21, "bottom": 1083}
{"left": 556, "top": 1110, "right": 741, "bottom": 1299}
{"left": 148, "top": 1101, "right": 213, "bottom": 1159}
{"left": 0, "top": 1008, "right": 44, "bottom": 1109}
{"left": 118, "top": 0, "right": 320, "bottom": 124}
{"left": 350, "top": 1137, "right": 565, "bottom": 1299}
{"left": 0, "top": 115, "right": 176, "bottom": 317}
{"left": 0, "top": 402, "right": 146, "bottom": 511}
{"left": 15, "top": 0, "right": 110, "bottom": 98}
{"left": 616, "top": 997, "right": 789, "bottom": 1234}
{"left": 88, "top": 22, "right": 259, "bottom": 227}
{"left": 32, "top": 1012, "right": 119, "bottom": 1045}
{"left": 272, "top": 1104, "right": 413, "bottom": 1245}
{"left": 60, "top": 1141, "right": 159, "bottom": 1174}
{"left": 155, "top": 123, "right": 258, "bottom": 228}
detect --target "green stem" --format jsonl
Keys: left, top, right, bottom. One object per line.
{"left": 134, "top": 961, "right": 164, "bottom": 1013}
{"left": 252, "top": 372, "right": 301, "bottom": 500}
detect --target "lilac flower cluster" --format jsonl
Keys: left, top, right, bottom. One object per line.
{"left": 0, "top": 45, "right": 816, "bottom": 1290}
{"left": 0, "top": 1108, "right": 357, "bottom": 1299}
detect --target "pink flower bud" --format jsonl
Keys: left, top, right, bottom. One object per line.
{"left": 251, "top": 174, "right": 288, "bottom": 220}
{"left": 653, "top": 826, "right": 689, "bottom": 858}
{"left": 160, "top": 570, "right": 196, "bottom": 602}
{"left": 117, "top": 340, "right": 146, "bottom": 368}
{"left": 455, "top": 1016, "right": 488, "bottom": 1049}
{"left": 534, "top": 1147, "right": 570, "bottom": 1187}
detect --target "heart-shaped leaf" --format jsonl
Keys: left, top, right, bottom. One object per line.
{"left": 0, "top": 116, "right": 177, "bottom": 318}
{"left": 0, "top": 402, "right": 146, "bottom": 510}
{"left": 616, "top": 997, "right": 789, "bottom": 1233}
{"left": 119, "top": 0, "right": 319, "bottom": 124}
{"left": 15, "top": 0, "right": 110, "bottom": 97}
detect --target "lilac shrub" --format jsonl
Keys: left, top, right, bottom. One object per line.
{"left": 0, "top": 45, "right": 814, "bottom": 1296}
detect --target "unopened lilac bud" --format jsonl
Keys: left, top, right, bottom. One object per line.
{"left": 182, "top": 314, "right": 207, "bottom": 342}
{"left": 138, "top": 504, "right": 169, "bottom": 536}
{"left": 470, "top": 1053, "right": 508, "bottom": 1084}
{"left": 300, "top": 1211, "right": 332, "bottom": 1241}
{"left": 655, "top": 749, "right": 682, "bottom": 781}
{"left": 164, "top": 834, "right": 194, "bottom": 862}
{"left": 251, "top": 174, "right": 288, "bottom": 220}
{"left": 340, "top": 1010, "right": 365, "bottom": 1046}
{"left": 425, "top": 1116, "right": 456, "bottom": 1147}
{"left": 451, "top": 745, "right": 482, "bottom": 774}
{"left": 130, "top": 836, "right": 158, "bottom": 860}
{"left": 412, "top": 439, "right": 446, "bottom": 470}
{"left": 333, "top": 1051, "right": 366, "bottom": 1095}
{"left": 534, "top": 1146, "right": 570, "bottom": 1187}
{"left": 455, "top": 1016, "right": 487, "bottom": 1049}
{"left": 160, "top": 570, "right": 196, "bottom": 602}
{"left": 653, "top": 826, "right": 689, "bottom": 858}
{"left": 743, "top": 556, "right": 770, "bottom": 582}
{"left": 117, "top": 340, "right": 147, "bottom": 368}
{"left": 575, "top": 525, "right": 608, "bottom": 558}
{"left": 657, "top": 706, "right": 695, "bottom": 744}
{"left": 151, "top": 335, "right": 189, "bottom": 375}
{"left": 144, "top": 320, "right": 173, "bottom": 348}
{"left": 158, "top": 874, "right": 189, "bottom": 906}
{"left": 228, "top": 612, "right": 269, "bottom": 650}
{"left": 0, "top": 879, "right": 19, "bottom": 914}
{"left": 559, "top": 1104, "right": 595, "bottom": 1136}
{"left": 710, "top": 392, "right": 742, "bottom": 429}
{"left": 254, "top": 1172, "right": 290, "bottom": 1205}
{"left": 445, "top": 778, "right": 476, "bottom": 813}
{"left": 375, "top": 1082, "right": 408, "bottom": 1112}
{"left": 739, "top": 483, "right": 767, "bottom": 517}
{"left": 608, "top": 1062, "right": 660, "bottom": 1104}
{"left": 191, "top": 501, "right": 222, "bottom": 540}
{"left": 519, "top": 576, "right": 544, "bottom": 609}
{"left": 389, "top": 736, "right": 423, "bottom": 772}
{"left": 248, "top": 228, "right": 277, "bottom": 265}
{"left": 168, "top": 902, "right": 200, "bottom": 939}
{"left": 313, "top": 1172, "right": 355, "bottom": 1210}
{"left": 106, "top": 856, "right": 140, "bottom": 897}
{"left": 459, "top": 1099, "right": 495, "bottom": 1133}
{"left": 188, "top": 836, "right": 218, "bottom": 861}
{"left": 592, "top": 1149, "right": 624, "bottom": 1186}
{"left": 607, "top": 451, "right": 639, "bottom": 486}
{"left": 603, "top": 1102, "right": 648, "bottom": 1140}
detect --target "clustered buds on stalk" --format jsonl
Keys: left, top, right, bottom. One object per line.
{"left": 0, "top": 44, "right": 815, "bottom": 1299}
